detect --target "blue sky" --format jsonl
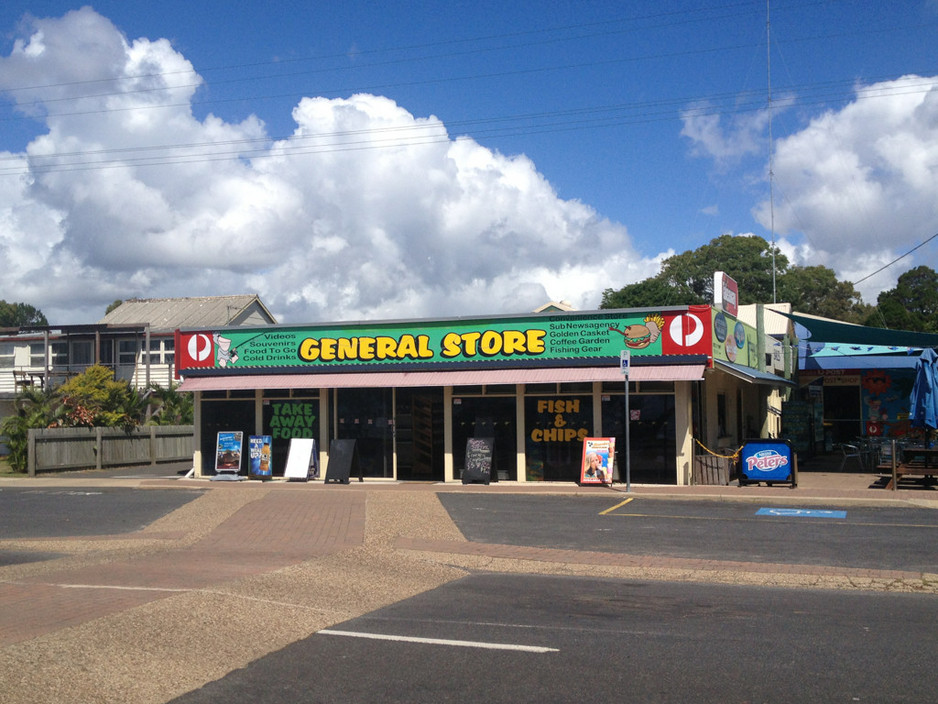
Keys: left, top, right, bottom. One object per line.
{"left": 1, "top": 2, "right": 937, "bottom": 324}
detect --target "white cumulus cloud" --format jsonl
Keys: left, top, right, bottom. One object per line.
{"left": 0, "top": 8, "right": 656, "bottom": 324}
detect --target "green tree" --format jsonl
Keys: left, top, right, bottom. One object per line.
{"left": 866, "top": 266, "right": 938, "bottom": 332}
{"left": 53, "top": 365, "right": 140, "bottom": 429}
{"left": 105, "top": 299, "right": 123, "bottom": 315}
{"left": 601, "top": 277, "right": 693, "bottom": 309}
{"left": 600, "top": 234, "right": 882, "bottom": 322}
{"left": 658, "top": 234, "right": 788, "bottom": 305}
{"left": 777, "top": 265, "right": 872, "bottom": 322}
{"left": 0, "top": 301, "right": 48, "bottom": 327}
{"left": 601, "top": 234, "right": 788, "bottom": 310}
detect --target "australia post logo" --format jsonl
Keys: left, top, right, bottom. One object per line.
{"left": 661, "top": 305, "right": 712, "bottom": 356}
{"left": 177, "top": 332, "right": 215, "bottom": 371}
{"left": 745, "top": 449, "right": 789, "bottom": 473}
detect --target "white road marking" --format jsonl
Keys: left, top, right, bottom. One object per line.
{"left": 318, "top": 629, "right": 558, "bottom": 653}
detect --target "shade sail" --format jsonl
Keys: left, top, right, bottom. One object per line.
{"left": 178, "top": 364, "right": 707, "bottom": 391}
{"left": 786, "top": 312, "right": 938, "bottom": 348}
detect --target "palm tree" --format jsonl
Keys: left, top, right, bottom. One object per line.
{"left": 0, "top": 385, "right": 60, "bottom": 472}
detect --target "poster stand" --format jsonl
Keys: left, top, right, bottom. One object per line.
{"left": 580, "top": 437, "right": 615, "bottom": 486}
{"left": 248, "top": 434, "right": 273, "bottom": 480}
{"left": 211, "top": 431, "right": 244, "bottom": 481}
{"left": 284, "top": 438, "right": 318, "bottom": 481}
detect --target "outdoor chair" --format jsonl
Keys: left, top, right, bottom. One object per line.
{"left": 838, "top": 443, "right": 864, "bottom": 471}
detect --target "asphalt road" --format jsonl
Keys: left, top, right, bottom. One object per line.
{"left": 0, "top": 486, "right": 204, "bottom": 540}
{"left": 169, "top": 573, "right": 938, "bottom": 704}
{"left": 437, "top": 494, "right": 938, "bottom": 573}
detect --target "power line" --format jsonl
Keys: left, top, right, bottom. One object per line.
{"left": 852, "top": 232, "right": 938, "bottom": 285}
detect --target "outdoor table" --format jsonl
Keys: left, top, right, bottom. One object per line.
{"left": 879, "top": 445, "right": 938, "bottom": 489}
{"left": 901, "top": 446, "right": 938, "bottom": 469}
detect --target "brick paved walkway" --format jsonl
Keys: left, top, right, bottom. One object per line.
{"left": 0, "top": 490, "right": 366, "bottom": 646}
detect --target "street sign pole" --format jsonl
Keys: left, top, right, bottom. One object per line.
{"left": 620, "top": 350, "right": 631, "bottom": 492}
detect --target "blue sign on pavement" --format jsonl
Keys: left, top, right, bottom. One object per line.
{"left": 756, "top": 508, "right": 847, "bottom": 519}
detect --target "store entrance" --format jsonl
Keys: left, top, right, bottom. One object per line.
{"left": 395, "top": 387, "right": 444, "bottom": 481}
{"left": 452, "top": 396, "right": 517, "bottom": 481}
{"left": 334, "top": 388, "right": 394, "bottom": 478}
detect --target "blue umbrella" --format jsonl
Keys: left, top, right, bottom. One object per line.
{"left": 910, "top": 348, "right": 938, "bottom": 431}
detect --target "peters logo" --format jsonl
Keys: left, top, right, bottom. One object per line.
{"left": 746, "top": 450, "right": 789, "bottom": 473}
{"left": 661, "top": 305, "right": 712, "bottom": 355}
{"left": 179, "top": 333, "right": 215, "bottom": 369}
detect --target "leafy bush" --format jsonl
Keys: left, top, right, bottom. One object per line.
{"left": 1, "top": 366, "right": 192, "bottom": 472}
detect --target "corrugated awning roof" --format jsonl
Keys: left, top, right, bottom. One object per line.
{"left": 712, "top": 359, "right": 794, "bottom": 386}
{"left": 178, "top": 364, "right": 706, "bottom": 391}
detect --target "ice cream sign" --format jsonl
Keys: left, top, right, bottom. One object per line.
{"left": 739, "top": 440, "right": 795, "bottom": 485}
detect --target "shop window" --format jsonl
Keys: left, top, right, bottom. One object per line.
{"left": 524, "top": 383, "right": 557, "bottom": 394}
{"left": 263, "top": 398, "right": 319, "bottom": 477}
{"left": 0, "top": 343, "right": 13, "bottom": 368}
{"left": 602, "top": 394, "right": 676, "bottom": 485}
{"left": 524, "top": 395, "right": 591, "bottom": 481}
{"left": 559, "top": 382, "right": 592, "bottom": 394}
{"left": 483, "top": 384, "right": 515, "bottom": 395}
{"left": 452, "top": 385, "right": 484, "bottom": 395}
{"left": 637, "top": 381, "right": 674, "bottom": 393}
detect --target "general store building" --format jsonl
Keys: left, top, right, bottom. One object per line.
{"left": 176, "top": 303, "right": 794, "bottom": 485}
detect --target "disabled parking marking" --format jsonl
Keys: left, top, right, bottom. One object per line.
{"left": 756, "top": 508, "right": 847, "bottom": 519}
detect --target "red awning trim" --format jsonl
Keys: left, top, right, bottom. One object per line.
{"left": 178, "top": 364, "right": 706, "bottom": 391}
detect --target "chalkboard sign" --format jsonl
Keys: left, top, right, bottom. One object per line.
{"left": 463, "top": 437, "right": 494, "bottom": 485}
{"left": 325, "top": 438, "right": 360, "bottom": 484}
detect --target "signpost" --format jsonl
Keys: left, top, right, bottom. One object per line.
{"left": 620, "top": 350, "right": 631, "bottom": 492}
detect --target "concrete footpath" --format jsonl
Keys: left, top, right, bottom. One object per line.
{"left": 0, "top": 467, "right": 936, "bottom": 703}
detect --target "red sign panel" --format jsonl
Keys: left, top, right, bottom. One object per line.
{"left": 661, "top": 306, "right": 713, "bottom": 357}
{"left": 176, "top": 331, "right": 215, "bottom": 372}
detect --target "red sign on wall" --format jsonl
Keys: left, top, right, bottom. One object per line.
{"left": 661, "top": 306, "right": 712, "bottom": 357}
{"left": 176, "top": 331, "right": 215, "bottom": 372}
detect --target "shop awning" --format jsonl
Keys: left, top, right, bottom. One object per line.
{"left": 712, "top": 359, "right": 794, "bottom": 387}
{"left": 178, "top": 364, "right": 706, "bottom": 391}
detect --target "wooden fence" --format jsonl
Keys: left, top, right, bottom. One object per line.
{"left": 27, "top": 425, "right": 193, "bottom": 476}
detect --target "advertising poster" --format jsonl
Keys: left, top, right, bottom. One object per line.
{"left": 215, "top": 431, "right": 243, "bottom": 474}
{"left": 581, "top": 437, "right": 615, "bottom": 484}
{"left": 248, "top": 435, "right": 273, "bottom": 478}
